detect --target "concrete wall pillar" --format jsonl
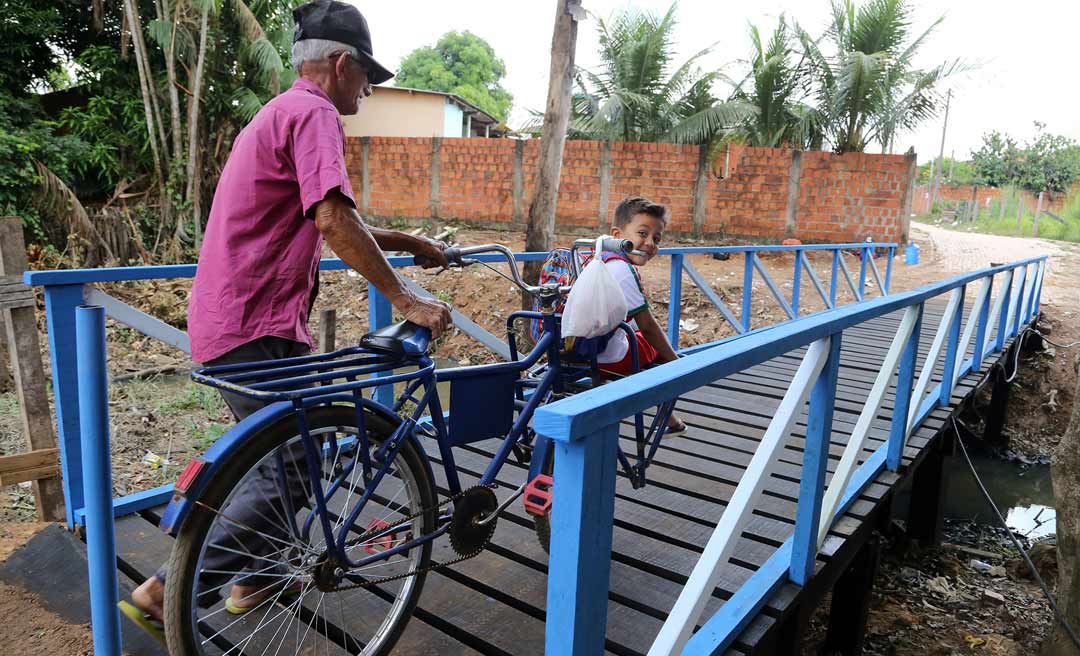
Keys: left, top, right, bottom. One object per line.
{"left": 784, "top": 149, "right": 803, "bottom": 238}
{"left": 430, "top": 137, "right": 441, "bottom": 219}
{"left": 598, "top": 142, "right": 613, "bottom": 229}
{"left": 692, "top": 144, "right": 710, "bottom": 237}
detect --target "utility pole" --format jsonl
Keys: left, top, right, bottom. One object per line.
{"left": 930, "top": 89, "right": 951, "bottom": 209}
{"left": 925, "top": 158, "right": 935, "bottom": 213}
{"left": 522, "top": 0, "right": 583, "bottom": 308}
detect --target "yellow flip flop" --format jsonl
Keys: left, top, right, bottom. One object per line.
{"left": 118, "top": 600, "right": 166, "bottom": 646}
{"left": 223, "top": 583, "right": 304, "bottom": 616}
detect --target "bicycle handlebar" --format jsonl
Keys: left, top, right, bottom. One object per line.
{"left": 569, "top": 237, "right": 634, "bottom": 277}
{"left": 416, "top": 238, "right": 636, "bottom": 297}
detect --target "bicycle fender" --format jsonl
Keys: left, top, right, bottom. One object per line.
{"left": 158, "top": 395, "right": 429, "bottom": 536}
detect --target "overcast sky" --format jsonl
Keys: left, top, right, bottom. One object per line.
{"left": 353, "top": 0, "right": 1080, "bottom": 164}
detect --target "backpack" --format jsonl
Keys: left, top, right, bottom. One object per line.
{"left": 529, "top": 249, "right": 629, "bottom": 361}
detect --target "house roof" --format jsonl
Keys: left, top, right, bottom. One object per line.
{"left": 380, "top": 85, "right": 500, "bottom": 127}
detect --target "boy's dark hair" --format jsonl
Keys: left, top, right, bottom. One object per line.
{"left": 613, "top": 196, "right": 667, "bottom": 228}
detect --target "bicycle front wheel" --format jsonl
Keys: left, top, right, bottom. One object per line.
{"left": 164, "top": 405, "right": 437, "bottom": 655}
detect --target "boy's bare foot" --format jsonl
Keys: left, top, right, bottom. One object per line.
{"left": 131, "top": 575, "right": 165, "bottom": 622}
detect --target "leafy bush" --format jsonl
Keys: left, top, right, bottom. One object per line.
{"left": 0, "top": 96, "right": 92, "bottom": 242}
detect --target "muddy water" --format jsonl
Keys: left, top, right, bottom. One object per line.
{"left": 942, "top": 454, "right": 1056, "bottom": 539}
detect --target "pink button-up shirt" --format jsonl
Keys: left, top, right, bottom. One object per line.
{"left": 188, "top": 78, "right": 355, "bottom": 363}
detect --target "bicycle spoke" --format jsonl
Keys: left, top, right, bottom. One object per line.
{"left": 338, "top": 592, "right": 348, "bottom": 656}
{"left": 199, "top": 502, "right": 312, "bottom": 555}
{"left": 235, "top": 581, "right": 313, "bottom": 656}
{"left": 204, "top": 542, "right": 296, "bottom": 570}
{"left": 196, "top": 558, "right": 296, "bottom": 603}
{"left": 246, "top": 586, "right": 310, "bottom": 656}
{"left": 248, "top": 480, "right": 304, "bottom": 545}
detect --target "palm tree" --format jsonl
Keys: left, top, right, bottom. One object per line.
{"left": 127, "top": 0, "right": 292, "bottom": 255}
{"left": 796, "top": 0, "right": 960, "bottom": 153}
{"left": 726, "top": 18, "right": 823, "bottom": 149}
{"left": 570, "top": 3, "right": 747, "bottom": 145}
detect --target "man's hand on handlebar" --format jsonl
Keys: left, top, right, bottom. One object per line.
{"left": 397, "top": 290, "right": 452, "bottom": 338}
{"left": 410, "top": 236, "right": 451, "bottom": 270}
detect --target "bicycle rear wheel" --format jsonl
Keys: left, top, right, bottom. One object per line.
{"left": 164, "top": 405, "right": 437, "bottom": 655}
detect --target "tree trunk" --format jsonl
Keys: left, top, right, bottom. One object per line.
{"left": 122, "top": 0, "right": 175, "bottom": 250}
{"left": 184, "top": 1, "right": 210, "bottom": 252}
{"left": 128, "top": 0, "right": 169, "bottom": 165}
{"left": 521, "top": 0, "right": 581, "bottom": 309}
{"left": 1046, "top": 361, "right": 1080, "bottom": 656}
{"left": 161, "top": 0, "right": 183, "bottom": 156}
{"left": 122, "top": 0, "right": 166, "bottom": 190}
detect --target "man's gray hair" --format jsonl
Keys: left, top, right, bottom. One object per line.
{"left": 291, "top": 38, "right": 358, "bottom": 72}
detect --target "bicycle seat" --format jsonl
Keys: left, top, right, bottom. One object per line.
{"left": 360, "top": 320, "right": 431, "bottom": 356}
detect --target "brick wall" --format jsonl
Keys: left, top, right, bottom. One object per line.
{"left": 796, "top": 151, "right": 912, "bottom": 243}
{"left": 913, "top": 184, "right": 1067, "bottom": 215}
{"left": 346, "top": 137, "right": 916, "bottom": 244}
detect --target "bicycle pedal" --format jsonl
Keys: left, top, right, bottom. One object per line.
{"left": 363, "top": 518, "right": 398, "bottom": 555}
{"left": 522, "top": 475, "right": 553, "bottom": 517}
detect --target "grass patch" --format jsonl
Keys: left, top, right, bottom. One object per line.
{"left": 189, "top": 420, "right": 230, "bottom": 451}
{"left": 0, "top": 393, "right": 17, "bottom": 417}
{"left": 918, "top": 188, "right": 1080, "bottom": 243}
{"left": 157, "top": 382, "right": 226, "bottom": 415}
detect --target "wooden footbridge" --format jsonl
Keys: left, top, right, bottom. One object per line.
{"left": 15, "top": 242, "right": 1046, "bottom": 655}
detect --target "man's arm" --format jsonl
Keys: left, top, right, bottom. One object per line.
{"left": 313, "top": 189, "right": 451, "bottom": 336}
{"left": 366, "top": 225, "right": 441, "bottom": 259}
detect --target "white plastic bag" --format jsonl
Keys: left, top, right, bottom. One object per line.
{"left": 561, "top": 237, "right": 628, "bottom": 338}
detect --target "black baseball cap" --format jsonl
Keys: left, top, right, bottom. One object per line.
{"left": 293, "top": 1, "right": 394, "bottom": 85}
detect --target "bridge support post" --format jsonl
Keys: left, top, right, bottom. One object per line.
{"left": 907, "top": 430, "right": 954, "bottom": 546}
{"left": 823, "top": 534, "right": 881, "bottom": 655}
{"left": 982, "top": 366, "right": 1011, "bottom": 447}
{"left": 771, "top": 600, "right": 814, "bottom": 656}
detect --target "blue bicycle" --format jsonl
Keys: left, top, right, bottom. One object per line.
{"left": 160, "top": 239, "right": 678, "bottom": 655}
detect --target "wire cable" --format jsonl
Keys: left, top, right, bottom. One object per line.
{"left": 999, "top": 327, "right": 1077, "bottom": 384}
{"left": 1034, "top": 329, "right": 1080, "bottom": 350}
{"left": 950, "top": 416, "right": 1080, "bottom": 651}
{"left": 1004, "top": 331, "right": 1029, "bottom": 383}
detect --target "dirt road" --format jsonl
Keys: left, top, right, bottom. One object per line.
{"left": 910, "top": 222, "right": 1080, "bottom": 307}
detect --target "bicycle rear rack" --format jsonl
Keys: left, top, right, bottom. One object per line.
{"left": 192, "top": 345, "right": 434, "bottom": 402}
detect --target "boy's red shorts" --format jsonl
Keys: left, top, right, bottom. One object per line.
{"left": 598, "top": 331, "right": 658, "bottom": 376}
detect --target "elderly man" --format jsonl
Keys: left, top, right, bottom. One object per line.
{"left": 120, "top": 0, "right": 451, "bottom": 638}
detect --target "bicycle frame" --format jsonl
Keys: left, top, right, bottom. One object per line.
{"left": 173, "top": 282, "right": 675, "bottom": 573}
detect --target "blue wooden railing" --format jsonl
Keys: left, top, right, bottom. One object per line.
{"left": 534, "top": 255, "right": 1046, "bottom": 655}
{"left": 25, "top": 242, "right": 892, "bottom": 529}
{"left": 25, "top": 241, "right": 894, "bottom": 655}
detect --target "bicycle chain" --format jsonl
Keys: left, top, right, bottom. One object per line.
{"left": 330, "top": 483, "right": 499, "bottom": 592}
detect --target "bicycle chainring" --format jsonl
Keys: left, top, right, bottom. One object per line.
{"left": 448, "top": 486, "right": 498, "bottom": 556}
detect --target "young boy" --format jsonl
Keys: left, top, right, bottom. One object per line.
{"left": 595, "top": 196, "right": 686, "bottom": 433}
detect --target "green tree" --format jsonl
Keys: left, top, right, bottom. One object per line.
{"left": 0, "top": 0, "right": 107, "bottom": 97}
{"left": 971, "top": 125, "right": 1080, "bottom": 193}
{"left": 1, "top": 0, "right": 297, "bottom": 262}
{"left": 1018, "top": 124, "right": 1080, "bottom": 194}
{"left": 797, "top": 0, "right": 960, "bottom": 153}
{"left": 971, "top": 131, "right": 1023, "bottom": 187}
{"left": 570, "top": 3, "right": 746, "bottom": 144}
{"left": 396, "top": 31, "right": 513, "bottom": 122}
{"left": 726, "top": 18, "right": 822, "bottom": 149}
{"left": 0, "top": 1, "right": 100, "bottom": 246}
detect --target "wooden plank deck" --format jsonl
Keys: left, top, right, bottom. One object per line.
{"left": 112, "top": 300, "right": 1011, "bottom": 655}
